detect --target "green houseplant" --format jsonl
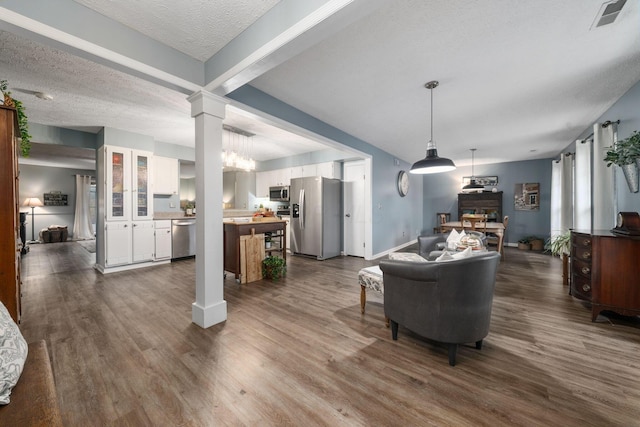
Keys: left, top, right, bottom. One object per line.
{"left": 1, "top": 79, "right": 32, "bottom": 157}
{"left": 545, "top": 231, "right": 571, "bottom": 257}
{"left": 262, "top": 255, "right": 286, "bottom": 281}
{"left": 604, "top": 131, "right": 640, "bottom": 193}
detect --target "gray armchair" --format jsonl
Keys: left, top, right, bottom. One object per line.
{"left": 379, "top": 251, "right": 501, "bottom": 366}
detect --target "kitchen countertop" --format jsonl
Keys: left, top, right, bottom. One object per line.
{"left": 154, "top": 212, "right": 195, "bottom": 220}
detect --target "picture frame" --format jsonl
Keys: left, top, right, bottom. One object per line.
{"left": 462, "top": 176, "right": 498, "bottom": 186}
{"left": 514, "top": 183, "right": 540, "bottom": 211}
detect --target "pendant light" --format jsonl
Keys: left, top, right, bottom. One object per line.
{"left": 410, "top": 80, "right": 456, "bottom": 174}
{"left": 462, "top": 148, "right": 484, "bottom": 190}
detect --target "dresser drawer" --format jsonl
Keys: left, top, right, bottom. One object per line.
{"left": 572, "top": 257, "right": 592, "bottom": 279}
{"left": 572, "top": 233, "right": 592, "bottom": 249}
{"left": 571, "top": 274, "right": 593, "bottom": 301}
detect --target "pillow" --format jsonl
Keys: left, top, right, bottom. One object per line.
{"left": 435, "top": 247, "right": 473, "bottom": 262}
{"left": 445, "top": 229, "right": 466, "bottom": 250}
{"left": 0, "top": 302, "right": 28, "bottom": 405}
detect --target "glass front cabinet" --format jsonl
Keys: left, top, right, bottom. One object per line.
{"left": 105, "top": 146, "right": 153, "bottom": 221}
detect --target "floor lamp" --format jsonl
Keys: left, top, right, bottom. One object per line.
{"left": 23, "top": 197, "right": 43, "bottom": 243}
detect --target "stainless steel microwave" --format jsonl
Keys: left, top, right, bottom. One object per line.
{"left": 269, "top": 185, "right": 290, "bottom": 202}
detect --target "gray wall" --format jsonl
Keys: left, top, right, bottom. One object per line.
{"left": 227, "top": 85, "right": 424, "bottom": 255}
{"left": 421, "top": 159, "right": 553, "bottom": 246}
{"left": 592, "top": 79, "right": 640, "bottom": 213}
{"left": 19, "top": 164, "right": 95, "bottom": 240}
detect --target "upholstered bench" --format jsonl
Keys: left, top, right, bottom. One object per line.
{"left": 358, "top": 252, "right": 427, "bottom": 322}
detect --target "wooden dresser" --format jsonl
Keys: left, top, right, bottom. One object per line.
{"left": 0, "top": 106, "right": 21, "bottom": 322}
{"left": 570, "top": 229, "right": 640, "bottom": 321}
{"left": 457, "top": 191, "right": 502, "bottom": 221}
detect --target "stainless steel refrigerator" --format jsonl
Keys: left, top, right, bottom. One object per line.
{"left": 290, "top": 176, "right": 342, "bottom": 260}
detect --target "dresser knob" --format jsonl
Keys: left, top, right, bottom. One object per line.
{"left": 582, "top": 251, "right": 591, "bottom": 259}
{"left": 582, "top": 284, "right": 591, "bottom": 292}
{"left": 582, "top": 239, "right": 591, "bottom": 246}
{"left": 581, "top": 267, "right": 590, "bottom": 275}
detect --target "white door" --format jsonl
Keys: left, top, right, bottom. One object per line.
{"left": 154, "top": 221, "right": 172, "bottom": 260}
{"left": 344, "top": 161, "right": 365, "bottom": 257}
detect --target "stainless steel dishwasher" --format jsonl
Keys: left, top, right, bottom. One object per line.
{"left": 171, "top": 218, "right": 196, "bottom": 258}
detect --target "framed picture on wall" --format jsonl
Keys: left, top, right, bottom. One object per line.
{"left": 462, "top": 176, "right": 498, "bottom": 186}
{"left": 514, "top": 183, "right": 540, "bottom": 211}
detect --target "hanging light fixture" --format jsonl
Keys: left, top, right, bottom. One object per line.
{"left": 410, "top": 80, "right": 456, "bottom": 174}
{"left": 462, "top": 148, "right": 484, "bottom": 191}
{"left": 221, "top": 125, "right": 255, "bottom": 171}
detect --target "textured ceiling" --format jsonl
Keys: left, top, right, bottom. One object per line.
{"left": 251, "top": 0, "right": 640, "bottom": 166}
{"left": 72, "top": 0, "right": 281, "bottom": 61}
{"left": 2, "top": 0, "right": 640, "bottom": 171}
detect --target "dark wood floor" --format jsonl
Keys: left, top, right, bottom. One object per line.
{"left": 19, "top": 242, "right": 640, "bottom": 426}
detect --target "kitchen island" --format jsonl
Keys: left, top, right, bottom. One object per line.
{"left": 223, "top": 219, "right": 287, "bottom": 283}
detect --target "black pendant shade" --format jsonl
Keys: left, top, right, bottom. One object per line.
{"left": 410, "top": 80, "right": 456, "bottom": 175}
{"left": 462, "top": 148, "right": 484, "bottom": 190}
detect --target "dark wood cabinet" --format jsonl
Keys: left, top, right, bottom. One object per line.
{"left": 457, "top": 191, "right": 502, "bottom": 221}
{"left": 570, "top": 230, "right": 640, "bottom": 321}
{"left": 0, "top": 106, "right": 21, "bottom": 322}
{"left": 223, "top": 220, "right": 286, "bottom": 282}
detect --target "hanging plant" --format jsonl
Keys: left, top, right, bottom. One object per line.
{"left": 604, "top": 131, "right": 640, "bottom": 193}
{"left": 1, "top": 79, "right": 32, "bottom": 157}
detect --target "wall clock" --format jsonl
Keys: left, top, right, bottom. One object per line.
{"left": 397, "top": 170, "right": 409, "bottom": 197}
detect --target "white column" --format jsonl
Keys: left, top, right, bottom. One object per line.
{"left": 188, "top": 90, "right": 228, "bottom": 328}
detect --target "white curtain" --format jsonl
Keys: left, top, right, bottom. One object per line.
{"left": 550, "top": 154, "right": 573, "bottom": 239}
{"left": 73, "top": 175, "right": 94, "bottom": 239}
{"left": 574, "top": 139, "right": 592, "bottom": 230}
{"left": 593, "top": 123, "right": 616, "bottom": 230}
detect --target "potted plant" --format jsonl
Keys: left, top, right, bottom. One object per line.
{"left": 545, "top": 232, "right": 571, "bottom": 257}
{"left": 517, "top": 237, "right": 531, "bottom": 250}
{"left": 604, "top": 131, "right": 640, "bottom": 193}
{"left": 262, "top": 255, "right": 286, "bottom": 280}
{"left": 1, "top": 79, "right": 32, "bottom": 157}
{"left": 264, "top": 232, "right": 272, "bottom": 249}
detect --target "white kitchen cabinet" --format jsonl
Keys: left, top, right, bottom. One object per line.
{"left": 290, "top": 166, "right": 304, "bottom": 179}
{"left": 105, "top": 146, "right": 153, "bottom": 221}
{"left": 154, "top": 220, "right": 172, "bottom": 260}
{"left": 132, "top": 221, "right": 155, "bottom": 262}
{"left": 153, "top": 156, "right": 179, "bottom": 195}
{"left": 256, "top": 171, "right": 270, "bottom": 198}
{"left": 273, "top": 168, "right": 291, "bottom": 186}
{"left": 132, "top": 150, "right": 153, "bottom": 220}
{"left": 316, "top": 161, "right": 342, "bottom": 179}
{"left": 105, "top": 222, "right": 132, "bottom": 267}
{"left": 99, "top": 145, "right": 155, "bottom": 272}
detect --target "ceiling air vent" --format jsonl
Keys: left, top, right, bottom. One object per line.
{"left": 592, "top": 0, "right": 626, "bottom": 28}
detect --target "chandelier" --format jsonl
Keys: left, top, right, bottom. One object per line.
{"left": 221, "top": 125, "right": 255, "bottom": 171}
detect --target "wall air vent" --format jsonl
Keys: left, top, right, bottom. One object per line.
{"left": 592, "top": 0, "right": 626, "bottom": 29}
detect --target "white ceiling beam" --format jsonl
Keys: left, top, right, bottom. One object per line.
{"left": 204, "top": 0, "right": 387, "bottom": 95}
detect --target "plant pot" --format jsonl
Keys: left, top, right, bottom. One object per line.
{"left": 621, "top": 163, "right": 639, "bottom": 193}
{"left": 518, "top": 242, "right": 531, "bottom": 250}
{"left": 265, "top": 241, "right": 271, "bottom": 249}
{"left": 530, "top": 239, "right": 544, "bottom": 251}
